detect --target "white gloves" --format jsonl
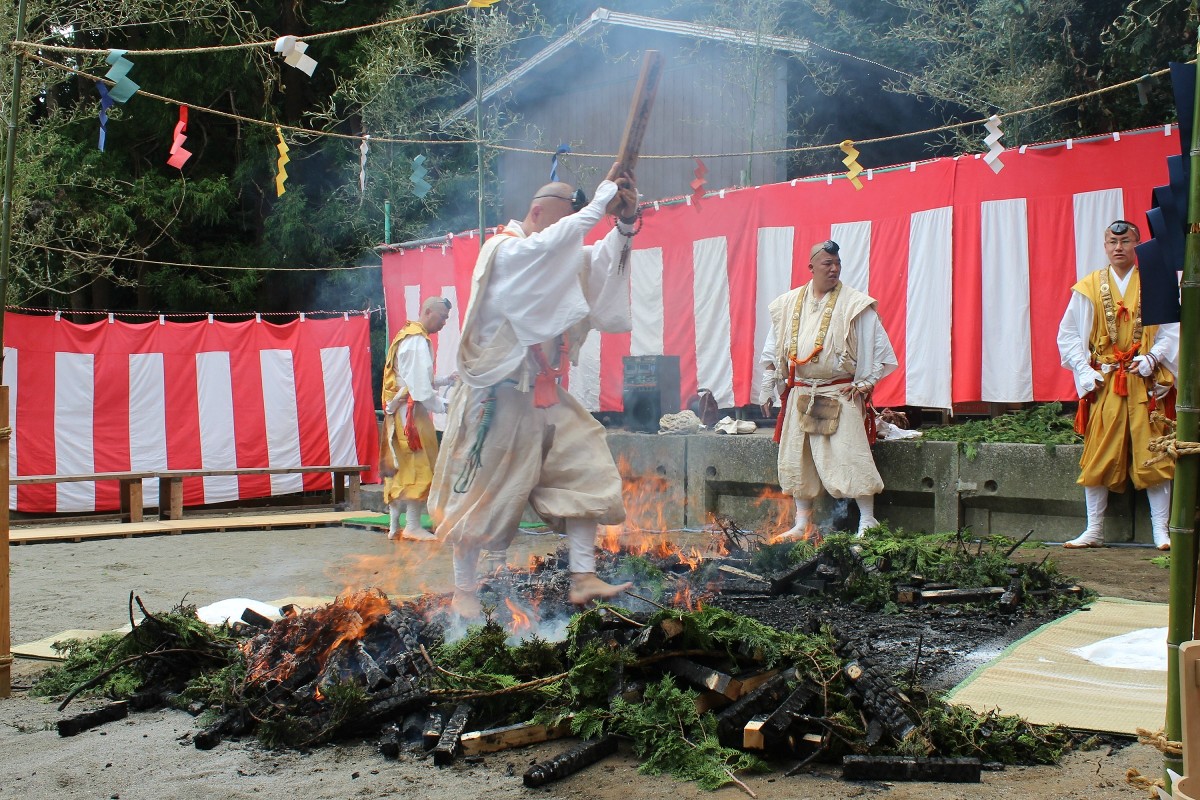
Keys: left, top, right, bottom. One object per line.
{"left": 434, "top": 373, "right": 458, "bottom": 389}
{"left": 384, "top": 396, "right": 401, "bottom": 415}
{"left": 758, "top": 368, "right": 777, "bottom": 405}
{"left": 1078, "top": 367, "right": 1105, "bottom": 395}
{"left": 1130, "top": 355, "right": 1155, "bottom": 377}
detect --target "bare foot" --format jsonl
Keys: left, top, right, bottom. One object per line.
{"left": 569, "top": 573, "right": 632, "bottom": 605}
{"left": 451, "top": 591, "right": 482, "bottom": 619}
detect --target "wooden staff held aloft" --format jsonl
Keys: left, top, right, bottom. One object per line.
{"left": 609, "top": 50, "right": 662, "bottom": 271}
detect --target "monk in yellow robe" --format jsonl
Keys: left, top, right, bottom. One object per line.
{"left": 1056, "top": 220, "right": 1178, "bottom": 550}
{"left": 380, "top": 296, "right": 452, "bottom": 541}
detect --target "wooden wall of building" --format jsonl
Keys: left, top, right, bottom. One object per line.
{"left": 491, "top": 31, "right": 789, "bottom": 222}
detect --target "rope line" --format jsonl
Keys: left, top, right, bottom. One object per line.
{"left": 1145, "top": 412, "right": 1200, "bottom": 466}
{"left": 23, "top": 52, "right": 478, "bottom": 146}
{"left": 20, "top": 52, "right": 1184, "bottom": 159}
{"left": 10, "top": 4, "right": 468, "bottom": 57}
{"left": 21, "top": 240, "right": 382, "bottom": 272}
{"left": 7, "top": 305, "right": 383, "bottom": 319}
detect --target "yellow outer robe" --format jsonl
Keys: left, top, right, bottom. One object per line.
{"left": 1073, "top": 269, "right": 1174, "bottom": 491}
{"left": 380, "top": 322, "right": 440, "bottom": 504}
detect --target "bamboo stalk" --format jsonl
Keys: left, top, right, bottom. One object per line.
{"left": 1165, "top": 38, "right": 1200, "bottom": 786}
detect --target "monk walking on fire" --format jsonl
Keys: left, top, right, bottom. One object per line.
{"left": 430, "top": 164, "right": 640, "bottom": 618}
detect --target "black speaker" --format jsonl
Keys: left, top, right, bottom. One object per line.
{"left": 622, "top": 356, "right": 680, "bottom": 432}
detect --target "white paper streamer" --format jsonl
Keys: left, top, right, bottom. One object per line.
{"left": 359, "top": 134, "right": 370, "bottom": 193}
{"left": 984, "top": 114, "right": 1005, "bottom": 174}
{"left": 274, "top": 35, "right": 318, "bottom": 77}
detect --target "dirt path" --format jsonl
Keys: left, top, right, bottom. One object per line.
{"left": 0, "top": 524, "right": 1175, "bottom": 800}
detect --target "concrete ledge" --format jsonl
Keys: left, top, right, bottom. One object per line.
{"left": 363, "top": 431, "right": 1155, "bottom": 545}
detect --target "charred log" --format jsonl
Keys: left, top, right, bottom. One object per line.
{"left": 57, "top": 701, "right": 128, "bottom": 737}
{"left": 842, "top": 755, "right": 982, "bottom": 783}
{"left": 432, "top": 703, "right": 472, "bottom": 766}
{"left": 194, "top": 709, "right": 247, "bottom": 750}
{"left": 523, "top": 736, "right": 619, "bottom": 787}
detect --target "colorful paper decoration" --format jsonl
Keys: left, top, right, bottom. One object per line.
{"left": 273, "top": 36, "right": 318, "bottom": 77}
{"left": 466, "top": 0, "right": 503, "bottom": 6}
{"left": 550, "top": 143, "right": 569, "bottom": 181}
{"left": 275, "top": 127, "right": 290, "bottom": 197}
{"left": 411, "top": 154, "right": 431, "bottom": 198}
{"left": 840, "top": 139, "right": 864, "bottom": 190}
{"left": 104, "top": 50, "right": 140, "bottom": 103}
{"left": 690, "top": 158, "right": 708, "bottom": 209}
{"left": 96, "top": 83, "right": 114, "bottom": 151}
{"left": 167, "top": 106, "right": 192, "bottom": 169}
{"left": 984, "top": 114, "right": 1005, "bottom": 174}
{"left": 359, "top": 135, "right": 369, "bottom": 193}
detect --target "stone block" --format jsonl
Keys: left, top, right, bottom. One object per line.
{"left": 683, "top": 432, "right": 786, "bottom": 535}
{"left": 873, "top": 440, "right": 959, "bottom": 534}
{"left": 607, "top": 431, "right": 688, "bottom": 534}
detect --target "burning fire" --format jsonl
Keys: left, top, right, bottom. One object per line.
{"left": 243, "top": 589, "right": 395, "bottom": 686}
{"left": 504, "top": 597, "right": 534, "bottom": 635}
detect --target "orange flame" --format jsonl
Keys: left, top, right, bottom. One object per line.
{"left": 504, "top": 597, "right": 533, "bottom": 635}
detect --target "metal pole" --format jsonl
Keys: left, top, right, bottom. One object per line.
{"left": 1165, "top": 24, "right": 1200, "bottom": 785}
{"left": 0, "top": 0, "right": 29, "bottom": 374}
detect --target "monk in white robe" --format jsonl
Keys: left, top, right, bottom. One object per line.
{"left": 430, "top": 164, "right": 639, "bottom": 616}
{"left": 758, "top": 240, "right": 897, "bottom": 540}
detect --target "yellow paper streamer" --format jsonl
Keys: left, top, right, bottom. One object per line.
{"left": 840, "top": 139, "right": 863, "bottom": 190}
{"left": 466, "top": 0, "right": 502, "bottom": 6}
{"left": 275, "top": 126, "right": 290, "bottom": 197}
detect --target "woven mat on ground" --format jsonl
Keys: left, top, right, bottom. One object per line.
{"left": 13, "top": 626, "right": 132, "bottom": 661}
{"left": 945, "top": 597, "right": 1167, "bottom": 734}
{"left": 342, "top": 513, "right": 547, "bottom": 530}
{"left": 13, "top": 597, "right": 339, "bottom": 661}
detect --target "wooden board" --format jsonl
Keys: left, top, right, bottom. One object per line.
{"left": 9, "top": 510, "right": 364, "bottom": 545}
{"left": 460, "top": 720, "right": 573, "bottom": 755}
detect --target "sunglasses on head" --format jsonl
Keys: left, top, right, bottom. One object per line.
{"left": 1107, "top": 220, "right": 1139, "bottom": 237}
{"left": 534, "top": 187, "right": 588, "bottom": 212}
{"left": 818, "top": 240, "right": 840, "bottom": 255}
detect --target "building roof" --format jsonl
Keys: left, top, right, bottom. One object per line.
{"left": 441, "top": 7, "right": 811, "bottom": 126}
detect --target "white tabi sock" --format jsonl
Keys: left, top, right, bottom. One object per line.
{"left": 565, "top": 518, "right": 598, "bottom": 574}
{"left": 387, "top": 501, "right": 401, "bottom": 539}
{"left": 1084, "top": 485, "right": 1108, "bottom": 535}
{"left": 855, "top": 495, "right": 879, "bottom": 535}
{"left": 1147, "top": 481, "right": 1171, "bottom": 549}
{"left": 1064, "top": 485, "right": 1108, "bottom": 547}
{"left": 453, "top": 545, "right": 481, "bottom": 595}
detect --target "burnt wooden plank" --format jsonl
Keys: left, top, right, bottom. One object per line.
{"left": 432, "top": 703, "right": 472, "bottom": 766}
{"left": 842, "top": 755, "right": 982, "bottom": 783}
{"left": 523, "top": 736, "right": 619, "bottom": 787}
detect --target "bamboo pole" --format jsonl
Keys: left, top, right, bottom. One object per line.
{"left": 1165, "top": 36, "right": 1200, "bottom": 784}
{"left": 1, "top": 387, "right": 11, "bottom": 698}
{"left": 0, "top": 0, "right": 29, "bottom": 368}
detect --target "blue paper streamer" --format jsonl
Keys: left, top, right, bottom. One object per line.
{"left": 96, "top": 82, "right": 113, "bottom": 151}
{"left": 411, "top": 154, "right": 431, "bottom": 198}
{"left": 104, "top": 49, "right": 140, "bottom": 103}
{"left": 550, "top": 143, "right": 570, "bottom": 182}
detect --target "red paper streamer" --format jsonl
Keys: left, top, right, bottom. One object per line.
{"left": 167, "top": 106, "right": 192, "bottom": 169}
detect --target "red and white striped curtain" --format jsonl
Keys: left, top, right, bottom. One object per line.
{"left": 5, "top": 313, "right": 380, "bottom": 513}
{"left": 382, "top": 125, "right": 1180, "bottom": 413}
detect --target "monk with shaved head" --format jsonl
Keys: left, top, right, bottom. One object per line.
{"left": 380, "top": 296, "right": 454, "bottom": 541}
{"left": 430, "top": 163, "right": 639, "bottom": 617}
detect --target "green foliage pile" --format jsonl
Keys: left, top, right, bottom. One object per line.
{"left": 32, "top": 601, "right": 240, "bottom": 701}
{"left": 921, "top": 403, "right": 1082, "bottom": 458}
{"left": 814, "top": 526, "right": 1090, "bottom": 613}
